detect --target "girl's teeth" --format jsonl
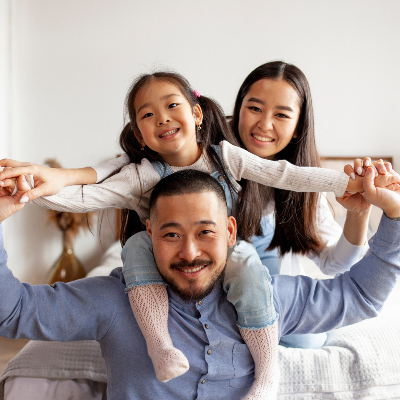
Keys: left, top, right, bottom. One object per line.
{"left": 182, "top": 265, "right": 205, "bottom": 273}
{"left": 160, "top": 128, "right": 178, "bottom": 138}
{"left": 252, "top": 134, "right": 273, "bottom": 142}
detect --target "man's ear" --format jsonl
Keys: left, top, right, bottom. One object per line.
{"left": 146, "top": 219, "right": 152, "bottom": 240}
{"left": 193, "top": 104, "right": 203, "bottom": 126}
{"left": 134, "top": 130, "right": 146, "bottom": 147}
{"left": 227, "top": 216, "right": 237, "bottom": 247}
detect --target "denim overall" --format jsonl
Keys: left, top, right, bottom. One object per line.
{"left": 122, "top": 145, "right": 278, "bottom": 329}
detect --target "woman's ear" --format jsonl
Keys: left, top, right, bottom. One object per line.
{"left": 193, "top": 104, "right": 203, "bottom": 126}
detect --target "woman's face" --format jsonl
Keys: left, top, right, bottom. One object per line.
{"left": 238, "top": 78, "right": 301, "bottom": 159}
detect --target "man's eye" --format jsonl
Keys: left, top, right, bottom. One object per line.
{"left": 168, "top": 103, "right": 178, "bottom": 109}
{"left": 248, "top": 106, "right": 262, "bottom": 113}
{"left": 165, "top": 232, "right": 178, "bottom": 238}
{"left": 200, "top": 230, "right": 212, "bottom": 235}
{"left": 143, "top": 112, "right": 153, "bottom": 119}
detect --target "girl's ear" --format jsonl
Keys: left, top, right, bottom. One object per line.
{"left": 134, "top": 130, "right": 146, "bottom": 147}
{"left": 193, "top": 104, "right": 203, "bottom": 126}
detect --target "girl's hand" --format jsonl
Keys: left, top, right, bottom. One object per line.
{"left": 0, "top": 159, "right": 83, "bottom": 203}
{"left": 340, "top": 158, "right": 395, "bottom": 213}
{"left": 344, "top": 157, "right": 392, "bottom": 179}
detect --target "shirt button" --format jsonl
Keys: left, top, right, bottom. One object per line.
{"left": 198, "top": 301, "right": 203, "bottom": 306}
{"left": 201, "top": 379, "right": 206, "bottom": 384}
{"left": 218, "top": 175, "right": 225, "bottom": 181}
{"left": 204, "top": 324, "right": 209, "bottom": 329}
{"left": 207, "top": 349, "right": 212, "bottom": 355}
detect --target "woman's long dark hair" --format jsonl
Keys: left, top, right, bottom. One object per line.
{"left": 231, "top": 61, "right": 325, "bottom": 255}
{"left": 118, "top": 72, "right": 240, "bottom": 245}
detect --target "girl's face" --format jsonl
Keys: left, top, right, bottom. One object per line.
{"left": 238, "top": 78, "right": 301, "bottom": 160}
{"left": 134, "top": 80, "right": 202, "bottom": 166}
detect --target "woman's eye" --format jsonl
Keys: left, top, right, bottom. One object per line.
{"left": 248, "top": 106, "right": 262, "bottom": 113}
{"left": 276, "top": 113, "right": 289, "bottom": 118}
{"left": 168, "top": 103, "right": 178, "bottom": 109}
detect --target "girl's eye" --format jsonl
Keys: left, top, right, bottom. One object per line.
{"left": 168, "top": 103, "right": 178, "bottom": 109}
{"left": 143, "top": 112, "right": 153, "bottom": 119}
{"left": 248, "top": 106, "right": 262, "bottom": 113}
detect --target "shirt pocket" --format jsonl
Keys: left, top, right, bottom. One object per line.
{"left": 229, "top": 342, "right": 254, "bottom": 389}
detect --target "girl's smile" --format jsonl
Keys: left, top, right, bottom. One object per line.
{"left": 134, "top": 80, "right": 202, "bottom": 167}
{"left": 238, "top": 78, "right": 301, "bottom": 160}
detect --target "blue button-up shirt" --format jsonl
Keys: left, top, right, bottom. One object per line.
{"left": 0, "top": 215, "right": 399, "bottom": 399}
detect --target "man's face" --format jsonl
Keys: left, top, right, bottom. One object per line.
{"left": 147, "top": 191, "right": 237, "bottom": 301}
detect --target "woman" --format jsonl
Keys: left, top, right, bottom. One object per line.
{"left": 230, "top": 61, "right": 387, "bottom": 348}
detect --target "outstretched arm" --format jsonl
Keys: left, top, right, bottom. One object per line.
{"left": 275, "top": 167, "right": 400, "bottom": 338}
{"left": 221, "top": 140, "right": 400, "bottom": 197}
{"left": 0, "top": 159, "right": 97, "bottom": 202}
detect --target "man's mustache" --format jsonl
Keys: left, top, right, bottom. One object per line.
{"left": 170, "top": 259, "right": 213, "bottom": 270}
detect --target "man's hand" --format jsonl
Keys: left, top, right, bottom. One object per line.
{"left": 0, "top": 193, "right": 25, "bottom": 223}
{"left": 362, "top": 167, "right": 400, "bottom": 219}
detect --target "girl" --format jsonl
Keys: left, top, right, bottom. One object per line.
{"left": 0, "top": 72, "right": 396, "bottom": 400}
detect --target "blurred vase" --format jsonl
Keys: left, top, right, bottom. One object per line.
{"left": 47, "top": 231, "right": 86, "bottom": 284}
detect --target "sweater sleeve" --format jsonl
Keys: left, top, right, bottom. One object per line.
{"left": 274, "top": 214, "right": 400, "bottom": 339}
{"left": 0, "top": 225, "right": 126, "bottom": 341}
{"left": 306, "top": 194, "right": 368, "bottom": 275}
{"left": 31, "top": 159, "right": 160, "bottom": 216}
{"left": 93, "top": 154, "right": 131, "bottom": 183}
{"left": 220, "top": 141, "right": 349, "bottom": 197}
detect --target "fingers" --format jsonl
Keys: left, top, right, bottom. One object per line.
{"left": 362, "top": 166, "right": 376, "bottom": 197}
{"left": 343, "top": 164, "right": 356, "bottom": 180}
{"left": 371, "top": 159, "right": 387, "bottom": 175}
{"left": 354, "top": 158, "right": 363, "bottom": 176}
{"left": 0, "top": 165, "right": 35, "bottom": 181}
{"left": 0, "top": 159, "right": 31, "bottom": 168}
{"left": 18, "top": 184, "right": 51, "bottom": 203}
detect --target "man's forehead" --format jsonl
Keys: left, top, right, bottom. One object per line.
{"left": 151, "top": 191, "right": 225, "bottom": 225}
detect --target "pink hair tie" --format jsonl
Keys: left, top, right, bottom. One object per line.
{"left": 193, "top": 90, "right": 200, "bottom": 98}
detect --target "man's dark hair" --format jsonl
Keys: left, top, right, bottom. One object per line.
{"left": 149, "top": 170, "right": 227, "bottom": 216}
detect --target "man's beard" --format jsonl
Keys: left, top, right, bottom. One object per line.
{"left": 162, "top": 259, "right": 226, "bottom": 302}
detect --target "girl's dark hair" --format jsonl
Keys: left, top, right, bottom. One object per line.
{"left": 231, "top": 61, "right": 325, "bottom": 255}
{"left": 118, "top": 71, "right": 240, "bottom": 245}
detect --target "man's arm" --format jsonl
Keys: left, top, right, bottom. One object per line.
{"left": 0, "top": 223, "right": 126, "bottom": 341}
{"left": 275, "top": 167, "right": 400, "bottom": 338}
{"left": 274, "top": 213, "right": 400, "bottom": 338}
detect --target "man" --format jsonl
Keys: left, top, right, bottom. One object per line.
{"left": 0, "top": 168, "right": 400, "bottom": 399}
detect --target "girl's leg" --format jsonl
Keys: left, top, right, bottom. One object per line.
{"left": 122, "top": 232, "right": 189, "bottom": 382}
{"left": 224, "top": 241, "right": 279, "bottom": 400}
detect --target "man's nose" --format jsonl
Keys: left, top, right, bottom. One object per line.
{"left": 178, "top": 238, "right": 201, "bottom": 262}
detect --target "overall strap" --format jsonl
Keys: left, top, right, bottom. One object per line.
{"left": 151, "top": 160, "right": 174, "bottom": 178}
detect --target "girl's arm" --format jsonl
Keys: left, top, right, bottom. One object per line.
{"left": 0, "top": 159, "right": 97, "bottom": 201}
{"left": 220, "top": 141, "right": 400, "bottom": 197}
{"left": 31, "top": 160, "right": 160, "bottom": 216}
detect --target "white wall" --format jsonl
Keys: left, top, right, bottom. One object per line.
{"left": 4, "top": 0, "right": 400, "bottom": 281}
